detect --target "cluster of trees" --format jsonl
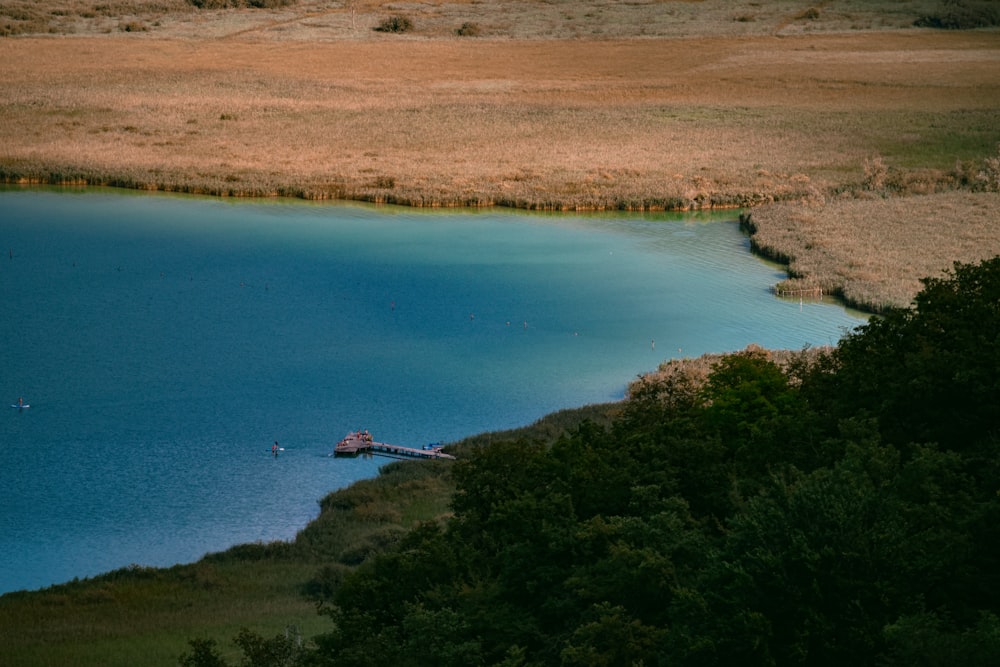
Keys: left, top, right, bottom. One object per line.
{"left": 181, "top": 629, "right": 305, "bottom": 667}
{"left": 189, "top": 257, "right": 1000, "bottom": 665}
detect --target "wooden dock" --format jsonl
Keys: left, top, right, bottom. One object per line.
{"left": 333, "top": 431, "right": 455, "bottom": 460}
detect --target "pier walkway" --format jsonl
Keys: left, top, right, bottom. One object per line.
{"left": 333, "top": 431, "right": 455, "bottom": 460}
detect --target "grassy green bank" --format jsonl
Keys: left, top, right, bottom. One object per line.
{"left": 0, "top": 463, "right": 454, "bottom": 666}
{"left": 0, "top": 404, "right": 614, "bottom": 667}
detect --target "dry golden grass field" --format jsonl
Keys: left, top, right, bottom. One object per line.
{"left": 2, "top": 0, "right": 999, "bottom": 310}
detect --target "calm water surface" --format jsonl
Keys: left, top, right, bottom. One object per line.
{"left": 0, "top": 187, "right": 865, "bottom": 593}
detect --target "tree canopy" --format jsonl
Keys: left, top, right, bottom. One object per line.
{"left": 197, "top": 257, "right": 1000, "bottom": 666}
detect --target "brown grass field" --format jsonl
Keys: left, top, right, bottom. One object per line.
{"left": 2, "top": 0, "right": 1000, "bottom": 310}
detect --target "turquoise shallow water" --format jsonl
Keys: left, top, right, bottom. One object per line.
{"left": 0, "top": 187, "right": 865, "bottom": 593}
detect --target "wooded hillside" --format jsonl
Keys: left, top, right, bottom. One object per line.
{"left": 186, "top": 257, "right": 1000, "bottom": 665}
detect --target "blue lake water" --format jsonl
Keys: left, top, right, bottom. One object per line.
{"left": 0, "top": 187, "right": 865, "bottom": 594}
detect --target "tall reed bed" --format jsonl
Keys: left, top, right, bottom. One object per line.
{"left": 4, "top": 29, "right": 997, "bottom": 208}
{"left": 745, "top": 191, "right": 1000, "bottom": 312}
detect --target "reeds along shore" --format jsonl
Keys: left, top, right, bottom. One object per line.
{"left": 2, "top": 144, "right": 998, "bottom": 213}
{"left": 6, "top": 159, "right": 1000, "bottom": 315}
{"left": 739, "top": 189, "right": 1000, "bottom": 313}
{"left": 0, "top": 165, "right": 778, "bottom": 212}
{"left": 2, "top": 5, "right": 1000, "bottom": 313}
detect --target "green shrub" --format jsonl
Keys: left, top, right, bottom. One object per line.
{"left": 978, "top": 145, "right": 1000, "bottom": 191}
{"left": 246, "top": 0, "right": 296, "bottom": 7}
{"left": 337, "top": 525, "right": 408, "bottom": 565}
{"left": 187, "top": 0, "right": 296, "bottom": 8}
{"left": 914, "top": 0, "right": 1000, "bottom": 29}
{"left": 374, "top": 14, "right": 413, "bottom": 33}
{"left": 862, "top": 154, "right": 888, "bottom": 191}
{"left": 178, "top": 637, "right": 227, "bottom": 667}
{"left": 456, "top": 21, "right": 482, "bottom": 36}
{"left": 187, "top": 0, "right": 237, "bottom": 7}
{"left": 119, "top": 20, "right": 148, "bottom": 32}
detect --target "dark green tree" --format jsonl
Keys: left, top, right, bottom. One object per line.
{"left": 179, "top": 638, "right": 228, "bottom": 667}
{"left": 689, "top": 434, "right": 909, "bottom": 666}
{"left": 883, "top": 610, "right": 1000, "bottom": 667}
{"left": 816, "top": 257, "right": 1000, "bottom": 455}
{"left": 234, "top": 627, "right": 303, "bottom": 667}
{"left": 560, "top": 602, "right": 665, "bottom": 667}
